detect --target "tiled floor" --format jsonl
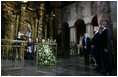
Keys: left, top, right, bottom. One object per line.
{"left": 1, "top": 56, "right": 117, "bottom": 76}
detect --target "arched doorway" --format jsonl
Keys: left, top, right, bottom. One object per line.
{"left": 61, "top": 22, "right": 70, "bottom": 49}
{"left": 90, "top": 15, "right": 99, "bottom": 37}
{"left": 58, "top": 22, "right": 70, "bottom": 57}
{"left": 86, "top": 15, "right": 98, "bottom": 39}
{"left": 92, "top": 15, "right": 98, "bottom": 27}
{"left": 74, "top": 19, "right": 86, "bottom": 55}
{"left": 75, "top": 19, "right": 86, "bottom": 44}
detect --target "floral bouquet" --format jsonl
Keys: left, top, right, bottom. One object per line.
{"left": 37, "top": 41, "right": 56, "bottom": 67}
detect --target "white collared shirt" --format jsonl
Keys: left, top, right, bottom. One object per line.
{"left": 95, "top": 31, "right": 98, "bottom": 35}
{"left": 18, "top": 36, "right": 21, "bottom": 38}
{"left": 102, "top": 28, "right": 106, "bottom": 32}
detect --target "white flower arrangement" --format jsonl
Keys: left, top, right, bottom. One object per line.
{"left": 37, "top": 42, "right": 56, "bottom": 67}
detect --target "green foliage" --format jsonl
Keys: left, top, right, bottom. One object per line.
{"left": 37, "top": 42, "right": 56, "bottom": 67}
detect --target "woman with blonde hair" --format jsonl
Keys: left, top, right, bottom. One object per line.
{"left": 82, "top": 33, "right": 91, "bottom": 65}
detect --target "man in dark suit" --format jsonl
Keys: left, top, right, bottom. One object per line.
{"left": 82, "top": 33, "right": 91, "bottom": 65}
{"left": 12, "top": 32, "right": 24, "bottom": 61}
{"left": 99, "top": 20, "right": 113, "bottom": 75}
{"left": 91, "top": 26, "right": 102, "bottom": 71}
{"left": 26, "top": 38, "right": 33, "bottom": 60}
{"left": 33, "top": 38, "right": 39, "bottom": 60}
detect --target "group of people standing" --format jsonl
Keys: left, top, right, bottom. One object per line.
{"left": 11, "top": 20, "right": 113, "bottom": 75}
{"left": 82, "top": 20, "right": 113, "bottom": 76}
{"left": 12, "top": 31, "right": 56, "bottom": 61}
{"left": 12, "top": 32, "right": 39, "bottom": 61}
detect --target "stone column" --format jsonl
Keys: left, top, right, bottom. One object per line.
{"left": 38, "top": 3, "right": 45, "bottom": 42}
{"left": 86, "top": 23, "right": 93, "bottom": 38}
{"left": 70, "top": 27, "right": 73, "bottom": 55}
{"left": 74, "top": 27, "right": 77, "bottom": 44}
{"left": 70, "top": 27, "right": 76, "bottom": 56}
{"left": 70, "top": 27, "right": 75, "bottom": 43}
{"left": 86, "top": 24, "right": 91, "bottom": 38}
{"left": 90, "top": 24, "right": 94, "bottom": 38}
{"left": 73, "top": 27, "right": 77, "bottom": 44}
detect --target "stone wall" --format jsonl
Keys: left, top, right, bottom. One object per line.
{"left": 110, "top": 1, "right": 117, "bottom": 65}
{"left": 59, "top": 2, "right": 97, "bottom": 27}
{"left": 58, "top": 1, "right": 97, "bottom": 44}
{"left": 58, "top": 1, "right": 117, "bottom": 57}
{"left": 110, "top": 1, "right": 117, "bottom": 45}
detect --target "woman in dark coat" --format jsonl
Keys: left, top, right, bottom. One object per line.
{"left": 82, "top": 33, "right": 91, "bottom": 65}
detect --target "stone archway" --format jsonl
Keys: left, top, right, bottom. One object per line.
{"left": 58, "top": 22, "right": 70, "bottom": 57}
{"left": 75, "top": 19, "right": 86, "bottom": 44}
{"left": 61, "top": 22, "right": 70, "bottom": 49}
{"left": 92, "top": 15, "right": 98, "bottom": 27}
{"left": 74, "top": 19, "right": 86, "bottom": 55}
{"left": 87, "top": 15, "right": 99, "bottom": 38}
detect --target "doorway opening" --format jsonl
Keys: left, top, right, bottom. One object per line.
{"left": 74, "top": 19, "right": 86, "bottom": 55}
{"left": 75, "top": 19, "right": 86, "bottom": 44}
{"left": 57, "top": 22, "right": 70, "bottom": 57}
{"left": 92, "top": 15, "right": 98, "bottom": 27}
{"left": 61, "top": 22, "right": 70, "bottom": 49}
